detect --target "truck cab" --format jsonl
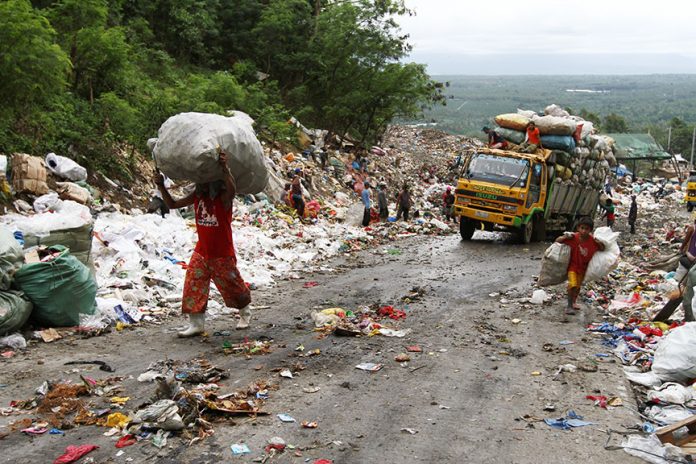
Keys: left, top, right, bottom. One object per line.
{"left": 455, "top": 147, "right": 599, "bottom": 243}
{"left": 455, "top": 148, "right": 548, "bottom": 243}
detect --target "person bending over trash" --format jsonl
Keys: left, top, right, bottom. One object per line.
{"left": 155, "top": 152, "right": 252, "bottom": 337}
{"left": 555, "top": 216, "right": 605, "bottom": 315}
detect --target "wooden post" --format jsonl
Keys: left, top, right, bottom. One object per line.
{"left": 691, "top": 127, "right": 696, "bottom": 168}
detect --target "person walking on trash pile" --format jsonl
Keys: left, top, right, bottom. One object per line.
{"left": 676, "top": 215, "right": 696, "bottom": 281}
{"left": 396, "top": 184, "right": 411, "bottom": 221}
{"left": 361, "top": 182, "right": 372, "bottom": 227}
{"left": 628, "top": 195, "right": 638, "bottom": 234}
{"left": 291, "top": 169, "right": 306, "bottom": 219}
{"left": 442, "top": 186, "right": 456, "bottom": 223}
{"left": 148, "top": 173, "right": 172, "bottom": 217}
{"left": 482, "top": 126, "right": 508, "bottom": 150}
{"left": 555, "top": 216, "right": 605, "bottom": 315}
{"left": 155, "top": 152, "right": 252, "bottom": 337}
{"left": 377, "top": 183, "right": 389, "bottom": 222}
{"left": 599, "top": 198, "right": 615, "bottom": 228}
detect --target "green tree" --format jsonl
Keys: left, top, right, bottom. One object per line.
{"left": 290, "top": 0, "right": 441, "bottom": 145}
{"left": 0, "top": 0, "right": 70, "bottom": 110}
{"left": 578, "top": 108, "right": 601, "bottom": 128}
{"left": 603, "top": 113, "right": 628, "bottom": 133}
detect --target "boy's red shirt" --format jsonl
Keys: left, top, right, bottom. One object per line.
{"left": 565, "top": 233, "right": 600, "bottom": 274}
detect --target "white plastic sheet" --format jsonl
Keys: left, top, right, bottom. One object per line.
{"left": 652, "top": 322, "right": 696, "bottom": 382}
{"left": 45, "top": 152, "right": 88, "bottom": 182}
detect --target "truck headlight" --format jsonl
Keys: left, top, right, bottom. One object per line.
{"left": 457, "top": 197, "right": 470, "bottom": 205}
{"left": 502, "top": 204, "right": 517, "bottom": 212}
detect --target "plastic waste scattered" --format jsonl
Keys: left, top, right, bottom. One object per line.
{"left": 0, "top": 333, "right": 26, "bottom": 350}
{"left": 53, "top": 445, "right": 99, "bottom": 464}
{"left": 621, "top": 434, "right": 686, "bottom": 464}
{"left": 355, "top": 363, "right": 383, "bottom": 372}
{"left": 530, "top": 289, "right": 550, "bottom": 305}
{"left": 652, "top": 322, "right": 696, "bottom": 382}
{"left": 131, "top": 400, "right": 184, "bottom": 431}
{"left": 231, "top": 443, "right": 251, "bottom": 455}
{"left": 277, "top": 413, "right": 295, "bottom": 423}
{"left": 647, "top": 382, "right": 694, "bottom": 405}
{"left": 543, "top": 410, "right": 593, "bottom": 430}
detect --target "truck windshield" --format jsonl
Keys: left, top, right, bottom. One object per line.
{"left": 465, "top": 153, "right": 530, "bottom": 187}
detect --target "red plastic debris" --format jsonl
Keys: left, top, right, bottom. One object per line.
{"left": 585, "top": 395, "right": 608, "bottom": 409}
{"left": 115, "top": 434, "right": 137, "bottom": 448}
{"left": 314, "top": 460, "right": 334, "bottom": 464}
{"left": 377, "top": 305, "right": 407, "bottom": 320}
{"left": 638, "top": 326, "right": 663, "bottom": 337}
{"left": 264, "top": 443, "right": 286, "bottom": 453}
{"left": 406, "top": 345, "right": 422, "bottom": 353}
{"left": 53, "top": 445, "right": 99, "bottom": 464}
{"left": 303, "top": 281, "right": 320, "bottom": 288}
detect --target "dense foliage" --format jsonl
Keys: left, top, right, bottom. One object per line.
{"left": 0, "top": 0, "right": 441, "bottom": 177}
{"left": 411, "top": 75, "right": 696, "bottom": 157}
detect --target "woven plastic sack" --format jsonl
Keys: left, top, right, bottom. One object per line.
{"left": 533, "top": 115, "right": 576, "bottom": 135}
{"left": 14, "top": 245, "right": 96, "bottom": 327}
{"left": 584, "top": 227, "right": 620, "bottom": 283}
{"left": 541, "top": 135, "right": 576, "bottom": 152}
{"left": 0, "top": 226, "right": 24, "bottom": 291}
{"left": 494, "top": 113, "right": 530, "bottom": 131}
{"left": 44, "top": 152, "right": 88, "bottom": 182}
{"left": 652, "top": 322, "right": 696, "bottom": 382}
{"left": 0, "top": 290, "right": 32, "bottom": 336}
{"left": 152, "top": 111, "right": 268, "bottom": 194}
{"left": 538, "top": 243, "right": 571, "bottom": 286}
{"left": 494, "top": 127, "right": 525, "bottom": 144}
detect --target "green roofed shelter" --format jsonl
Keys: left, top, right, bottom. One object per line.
{"left": 606, "top": 133, "right": 672, "bottom": 161}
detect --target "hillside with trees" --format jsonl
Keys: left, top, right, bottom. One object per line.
{"left": 0, "top": 0, "right": 443, "bottom": 179}
{"left": 410, "top": 75, "right": 696, "bottom": 157}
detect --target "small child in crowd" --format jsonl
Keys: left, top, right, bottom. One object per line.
{"left": 555, "top": 216, "right": 605, "bottom": 315}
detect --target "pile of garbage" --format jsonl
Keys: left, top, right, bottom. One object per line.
{"left": 493, "top": 104, "right": 616, "bottom": 191}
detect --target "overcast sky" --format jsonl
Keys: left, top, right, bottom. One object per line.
{"left": 399, "top": 0, "right": 696, "bottom": 75}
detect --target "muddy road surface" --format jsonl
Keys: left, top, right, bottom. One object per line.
{"left": 1, "top": 232, "right": 641, "bottom": 463}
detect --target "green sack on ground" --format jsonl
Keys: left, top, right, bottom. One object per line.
{"left": 0, "top": 290, "right": 33, "bottom": 336}
{"left": 14, "top": 245, "right": 96, "bottom": 327}
{"left": 0, "top": 226, "right": 24, "bottom": 291}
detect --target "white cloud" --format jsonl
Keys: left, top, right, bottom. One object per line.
{"left": 400, "top": 0, "right": 696, "bottom": 58}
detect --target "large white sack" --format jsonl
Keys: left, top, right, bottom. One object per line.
{"left": 544, "top": 104, "right": 570, "bottom": 117}
{"left": 532, "top": 115, "right": 577, "bottom": 136}
{"left": 537, "top": 242, "right": 570, "bottom": 287}
{"left": 152, "top": 111, "right": 268, "bottom": 195}
{"left": 584, "top": 226, "right": 620, "bottom": 282}
{"left": 652, "top": 322, "right": 696, "bottom": 382}
{"left": 45, "top": 152, "right": 88, "bottom": 182}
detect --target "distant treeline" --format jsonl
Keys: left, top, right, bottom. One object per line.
{"left": 1, "top": 0, "right": 442, "bottom": 179}
{"left": 405, "top": 75, "right": 696, "bottom": 156}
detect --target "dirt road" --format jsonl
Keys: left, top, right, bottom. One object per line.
{"left": 0, "top": 232, "right": 641, "bottom": 464}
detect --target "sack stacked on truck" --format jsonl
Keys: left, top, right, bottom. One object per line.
{"left": 152, "top": 111, "right": 269, "bottom": 194}
{"left": 0, "top": 226, "right": 33, "bottom": 335}
{"left": 491, "top": 104, "right": 616, "bottom": 192}
{"left": 11, "top": 153, "right": 49, "bottom": 195}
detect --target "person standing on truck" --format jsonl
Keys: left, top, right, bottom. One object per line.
{"left": 628, "top": 195, "right": 638, "bottom": 234}
{"left": 482, "top": 127, "right": 509, "bottom": 149}
{"left": 155, "top": 152, "right": 253, "bottom": 336}
{"left": 555, "top": 216, "right": 605, "bottom": 315}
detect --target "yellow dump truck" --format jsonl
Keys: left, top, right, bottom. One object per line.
{"left": 454, "top": 148, "right": 601, "bottom": 243}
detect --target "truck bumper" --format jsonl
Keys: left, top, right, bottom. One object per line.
{"left": 455, "top": 206, "right": 522, "bottom": 228}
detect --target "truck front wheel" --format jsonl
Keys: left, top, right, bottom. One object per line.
{"left": 532, "top": 214, "right": 546, "bottom": 242}
{"left": 519, "top": 220, "right": 533, "bottom": 244}
{"left": 689, "top": 203, "right": 694, "bottom": 212}
{"left": 460, "top": 218, "right": 475, "bottom": 240}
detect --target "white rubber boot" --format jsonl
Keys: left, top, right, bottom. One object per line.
{"left": 236, "top": 305, "right": 252, "bottom": 330}
{"left": 177, "top": 313, "right": 205, "bottom": 337}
